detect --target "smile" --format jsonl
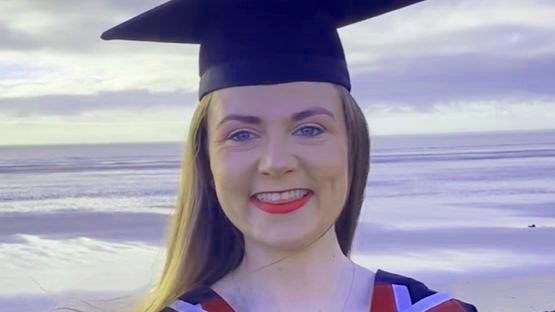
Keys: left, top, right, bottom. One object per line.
{"left": 250, "top": 191, "right": 313, "bottom": 214}
{"left": 253, "top": 189, "right": 309, "bottom": 203}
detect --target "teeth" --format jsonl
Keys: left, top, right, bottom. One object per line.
{"left": 255, "top": 190, "right": 308, "bottom": 203}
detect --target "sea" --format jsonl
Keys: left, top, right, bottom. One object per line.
{"left": 1, "top": 129, "right": 555, "bottom": 311}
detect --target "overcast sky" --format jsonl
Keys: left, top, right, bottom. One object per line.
{"left": 0, "top": 0, "right": 554, "bottom": 145}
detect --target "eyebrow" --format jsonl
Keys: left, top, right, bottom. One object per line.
{"left": 217, "top": 106, "right": 336, "bottom": 129}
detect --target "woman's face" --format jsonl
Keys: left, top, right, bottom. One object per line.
{"left": 207, "top": 81, "right": 349, "bottom": 250}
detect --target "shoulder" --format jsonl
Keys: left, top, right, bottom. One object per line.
{"left": 373, "top": 269, "right": 479, "bottom": 312}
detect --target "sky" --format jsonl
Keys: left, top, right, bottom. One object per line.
{"left": 0, "top": 0, "right": 554, "bottom": 146}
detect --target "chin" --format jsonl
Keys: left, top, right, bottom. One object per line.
{"left": 247, "top": 221, "right": 325, "bottom": 251}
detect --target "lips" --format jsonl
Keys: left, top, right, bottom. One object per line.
{"left": 250, "top": 191, "right": 313, "bottom": 214}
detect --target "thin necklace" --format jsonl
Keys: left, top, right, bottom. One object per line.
{"left": 342, "top": 261, "right": 356, "bottom": 312}
{"left": 231, "top": 261, "right": 355, "bottom": 312}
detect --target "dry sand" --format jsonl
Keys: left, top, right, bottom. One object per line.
{"left": 424, "top": 269, "right": 555, "bottom": 312}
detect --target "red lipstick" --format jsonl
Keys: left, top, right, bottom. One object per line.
{"left": 251, "top": 191, "right": 312, "bottom": 214}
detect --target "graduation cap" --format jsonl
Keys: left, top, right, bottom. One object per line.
{"left": 101, "top": 0, "right": 426, "bottom": 101}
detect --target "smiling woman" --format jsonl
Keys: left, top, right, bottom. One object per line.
{"left": 49, "top": 0, "right": 480, "bottom": 311}
{"left": 162, "top": 81, "right": 372, "bottom": 312}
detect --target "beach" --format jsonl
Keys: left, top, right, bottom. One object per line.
{"left": 1, "top": 129, "right": 554, "bottom": 312}
{"left": 430, "top": 269, "right": 555, "bottom": 312}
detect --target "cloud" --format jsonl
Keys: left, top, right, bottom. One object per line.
{"left": 0, "top": 24, "right": 38, "bottom": 50}
{"left": 2, "top": 0, "right": 554, "bottom": 55}
{"left": 351, "top": 51, "right": 555, "bottom": 111}
{"left": 348, "top": 24, "right": 555, "bottom": 65}
{"left": 0, "top": 49, "right": 200, "bottom": 98}
{"left": 2, "top": 48, "right": 554, "bottom": 119}
{"left": 0, "top": 0, "right": 161, "bottom": 52}
{"left": 0, "top": 89, "right": 197, "bottom": 117}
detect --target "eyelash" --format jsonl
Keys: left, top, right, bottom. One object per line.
{"left": 227, "top": 125, "right": 324, "bottom": 142}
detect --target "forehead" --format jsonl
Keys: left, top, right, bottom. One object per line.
{"left": 208, "top": 81, "right": 341, "bottom": 122}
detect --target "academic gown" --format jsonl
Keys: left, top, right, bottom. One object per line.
{"left": 161, "top": 269, "right": 478, "bottom": 312}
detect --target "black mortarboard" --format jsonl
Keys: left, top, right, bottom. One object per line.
{"left": 101, "top": 0, "right": 425, "bottom": 101}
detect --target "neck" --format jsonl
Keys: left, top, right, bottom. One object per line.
{"left": 232, "top": 226, "right": 354, "bottom": 311}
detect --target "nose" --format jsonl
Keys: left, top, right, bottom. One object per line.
{"left": 258, "top": 137, "right": 298, "bottom": 177}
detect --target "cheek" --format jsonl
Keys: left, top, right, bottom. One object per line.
{"left": 211, "top": 151, "right": 251, "bottom": 186}
{"left": 309, "top": 141, "right": 349, "bottom": 181}
{"left": 210, "top": 152, "right": 252, "bottom": 218}
{"left": 311, "top": 142, "right": 350, "bottom": 213}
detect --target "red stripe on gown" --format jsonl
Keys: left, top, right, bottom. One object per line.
{"left": 426, "top": 299, "right": 468, "bottom": 312}
{"left": 370, "top": 283, "right": 397, "bottom": 312}
{"left": 200, "top": 296, "right": 236, "bottom": 312}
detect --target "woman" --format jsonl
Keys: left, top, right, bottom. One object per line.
{"left": 99, "top": 0, "right": 479, "bottom": 311}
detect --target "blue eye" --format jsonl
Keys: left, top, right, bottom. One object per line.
{"left": 229, "top": 131, "right": 256, "bottom": 142}
{"left": 228, "top": 126, "right": 324, "bottom": 142}
{"left": 295, "top": 126, "right": 323, "bottom": 137}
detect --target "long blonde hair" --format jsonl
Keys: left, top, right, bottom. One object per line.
{"left": 52, "top": 84, "right": 370, "bottom": 312}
